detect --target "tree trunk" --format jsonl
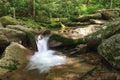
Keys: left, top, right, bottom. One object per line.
{"left": 110, "top": 0, "right": 113, "bottom": 9}
{"left": 33, "top": 0, "right": 36, "bottom": 18}
{"left": 13, "top": 7, "right": 16, "bottom": 19}
{"left": 85, "top": 0, "right": 90, "bottom": 5}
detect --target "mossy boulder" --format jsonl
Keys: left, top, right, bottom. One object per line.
{"left": 0, "top": 16, "right": 20, "bottom": 27}
{"left": 49, "top": 33, "right": 85, "bottom": 47}
{"left": 0, "top": 42, "right": 32, "bottom": 76}
{"left": 98, "top": 34, "right": 120, "bottom": 69}
{"left": 49, "top": 25, "right": 102, "bottom": 48}
{"left": 85, "top": 20, "right": 120, "bottom": 50}
{"left": 6, "top": 25, "right": 38, "bottom": 51}
{"left": 0, "top": 28, "right": 26, "bottom": 49}
{"left": 98, "top": 9, "right": 120, "bottom": 20}
{"left": 71, "top": 13, "right": 102, "bottom": 22}
{"left": 0, "top": 22, "right": 3, "bottom": 27}
{"left": 0, "top": 35, "right": 9, "bottom": 48}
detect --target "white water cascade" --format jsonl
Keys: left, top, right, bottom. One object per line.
{"left": 27, "top": 35, "right": 66, "bottom": 73}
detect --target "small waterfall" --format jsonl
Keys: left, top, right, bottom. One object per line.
{"left": 27, "top": 35, "right": 66, "bottom": 73}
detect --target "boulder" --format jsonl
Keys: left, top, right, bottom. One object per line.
{"left": 49, "top": 33, "right": 85, "bottom": 48}
{"left": 0, "top": 35, "right": 9, "bottom": 48}
{"left": 0, "top": 16, "right": 20, "bottom": 27}
{"left": 0, "top": 28, "right": 26, "bottom": 49}
{"left": 6, "top": 25, "right": 37, "bottom": 51}
{"left": 85, "top": 20, "right": 120, "bottom": 50}
{"left": 66, "top": 22, "right": 90, "bottom": 26}
{"left": 74, "top": 25, "right": 101, "bottom": 37}
{"left": 89, "top": 19, "right": 106, "bottom": 25}
{"left": 0, "top": 22, "right": 3, "bottom": 27}
{"left": 69, "top": 44, "right": 87, "bottom": 56}
{"left": 71, "top": 13, "right": 102, "bottom": 22}
{"left": 98, "top": 9, "right": 120, "bottom": 20}
{"left": 0, "top": 42, "right": 33, "bottom": 76}
{"left": 49, "top": 24, "right": 102, "bottom": 48}
{"left": 98, "top": 34, "right": 120, "bottom": 69}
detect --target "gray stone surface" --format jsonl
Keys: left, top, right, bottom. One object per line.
{"left": 98, "top": 34, "right": 120, "bottom": 69}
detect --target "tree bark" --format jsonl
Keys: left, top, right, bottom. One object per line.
{"left": 110, "top": 0, "right": 113, "bottom": 9}
{"left": 32, "top": 0, "right": 36, "bottom": 18}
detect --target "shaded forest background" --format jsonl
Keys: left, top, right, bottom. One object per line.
{"left": 0, "top": 0, "right": 120, "bottom": 27}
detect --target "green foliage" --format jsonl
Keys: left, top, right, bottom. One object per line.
{"left": 79, "top": 4, "right": 88, "bottom": 14}
{"left": 0, "top": 0, "right": 119, "bottom": 28}
{"left": 0, "top": 16, "right": 19, "bottom": 26}
{"left": 0, "top": 1, "right": 10, "bottom": 16}
{"left": 0, "top": 59, "right": 19, "bottom": 71}
{"left": 86, "top": 4, "right": 104, "bottom": 14}
{"left": 112, "top": 0, "right": 120, "bottom": 8}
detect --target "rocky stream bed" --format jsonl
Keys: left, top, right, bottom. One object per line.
{"left": 0, "top": 9, "right": 120, "bottom": 80}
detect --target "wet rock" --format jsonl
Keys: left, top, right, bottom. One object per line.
{"left": 49, "top": 33, "right": 85, "bottom": 48}
{"left": 0, "top": 28, "right": 26, "bottom": 49}
{"left": 66, "top": 22, "right": 90, "bottom": 26}
{"left": 98, "top": 9, "right": 120, "bottom": 20}
{"left": 69, "top": 44, "right": 87, "bottom": 56}
{"left": 74, "top": 25, "right": 101, "bottom": 37}
{"left": 98, "top": 34, "right": 120, "bottom": 69}
{"left": 85, "top": 20, "right": 120, "bottom": 50}
{"left": 0, "top": 22, "right": 3, "bottom": 27}
{"left": 6, "top": 25, "right": 37, "bottom": 51}
{"left": 0, "top": 16, "right": 20, "bottom": 27}
{"left": 0, "top": 57, "right": 95, "bottom": 80}
{"left": 90, "top": 19, "right": 106, "bottom": 25}
{"left": 0, "top": 42, "right": 32, "bottom": 76}
{"left": 49, "top": 24, "right": 102, "bottom": 48}
{"left": 71, "top": 13, "right": 102, "bottom": 22}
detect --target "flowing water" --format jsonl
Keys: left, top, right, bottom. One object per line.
{"left": 0, "top": 35, "right": 96, "bottom": 80}
{"left": 27, "top": 35, "right": 66, "bottom": 73}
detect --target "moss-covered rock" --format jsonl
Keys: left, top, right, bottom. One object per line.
{"left": 98, "top": 34, "right": 120, "bottom": 69}
{"left": 71, "top": 13, "right": 102, "bottom": 22}
{"left": 0, "top": 16, "right": 20, "bottom": 27}
{"left": 98, "top": 9, "right": 120, "bottom": 20}
{"left": 49, "top": 33, "right": 85, "bottom": 47}
{"left": 0, "top": 35, "right": 9, "bottom": 48}
{"left": 6, "top": 25, "right": 38, "bottom": 51}
{"left": 0, "top": 42, "right": 32, "bottom": 76}
{"left": 0, "top": 28, "right": 26, "bottom": 48}
{"left": 49, "top": 24, "right": 102, "bottom": 48}
{"left": 18, "top": 18, "right": 41, "bottom": 31}
{"left": 85, "top": 20, "right": 120, "bottom": 50}
{"left": 0, "top": 22, "right": 3, "bottom": 27}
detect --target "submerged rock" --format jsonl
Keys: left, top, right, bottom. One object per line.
{"left": 0, "top": 42, "right": 32, "bottom": 76}
{"left": 98, "top": 34, "right": 120, "bottom": 69}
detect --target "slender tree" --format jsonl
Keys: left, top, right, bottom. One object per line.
{"left": 110, "top": 0, "right": 113, "bottom": 9}
{"left": 33, "top": 0, "right": 36, "bottom": 18}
